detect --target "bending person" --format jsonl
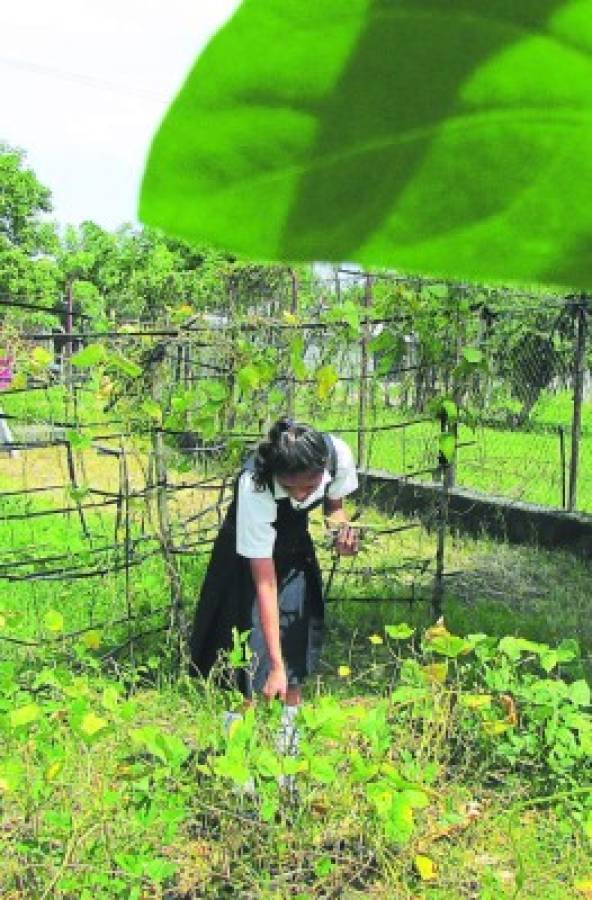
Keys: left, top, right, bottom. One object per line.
{"left": 189, "top": 417, "right": 359, "bottom": 706}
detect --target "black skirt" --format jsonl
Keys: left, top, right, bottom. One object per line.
{"left": 189, "top": 496, "right": 325, "bottom": 697}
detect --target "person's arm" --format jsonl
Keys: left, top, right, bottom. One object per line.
{"left": 324, "top": 497, "right": 359, "bottom": 555}
{"left": 249, "top": 557, "right": 287, "bottom": 701}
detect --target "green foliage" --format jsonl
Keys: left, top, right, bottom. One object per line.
{"left": 140, "top": 0, "right": 592, "bottom": 288}
{"left": 0, "top": 616, "right": 589, "bottom": 896}
{"left": 0, "top": 144, "right": 62, "bottom": 318}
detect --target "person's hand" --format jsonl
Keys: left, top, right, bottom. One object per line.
{"left": 334, "top": 523, "right": 359, "bottom": 556}
{"left": 262, "top": 663, "right": 288, "bottom": 701}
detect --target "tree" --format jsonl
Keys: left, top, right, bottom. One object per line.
{"left": 0, "top": 144, "right": 62, "bottom": 324}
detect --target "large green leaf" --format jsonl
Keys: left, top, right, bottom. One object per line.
{"left": 139, "top": 0, "right": 592, "bottom": 288}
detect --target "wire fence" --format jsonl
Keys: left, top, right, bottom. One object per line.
{"left": 0, "top": 268, "right": 590, "bottom": 661}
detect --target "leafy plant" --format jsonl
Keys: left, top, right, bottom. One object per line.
{"left": 140, "top": 0, "right": 592, "bottom": 288}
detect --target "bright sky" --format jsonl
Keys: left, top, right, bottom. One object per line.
{"left": 0, "top": 0, "right": 240, "bottom": 230}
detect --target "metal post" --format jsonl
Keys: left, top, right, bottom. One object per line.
{"left": 151, "top": 359, "right": 185, "bottom": 668}
{"left": 65, "top": 279, "right": 73, "bottom": 363}
{"left": 287, "top": 268, "right": 298, "bottom": 418}
{"left": 433, "top": 409, "right": 453, "bottom": 619}
{"left": 558, "top": 426, "right": 566, "bottom": 510}
{"left": 568, "top": 297, "right": 587, "bottom": 512}
{"left": 357, "top": 274, "right": 372, "bottom": 468}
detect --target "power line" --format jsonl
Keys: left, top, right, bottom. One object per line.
{"left": 0, "top": 55, "right": 168, "bottom": 103}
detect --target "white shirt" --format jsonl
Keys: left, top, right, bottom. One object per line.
{"left": 236, "top": 435, "right": 358, "bottom": 558}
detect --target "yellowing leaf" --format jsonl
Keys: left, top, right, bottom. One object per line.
{"left": 31, "top": 347, "right": 53, "bottom": 369}
{"left": 421, "top": 663, "right": 448, "bottom": 685}
{"left": 45, "top": 761, "right": 63, "bottom": 782}
{"left": 414, "top": 854, "right": 437, "bottom": 882}
{"left": 424, "top": 618, "right": 450, "bottom": 642}
{"left": 460, "top": 694, "right": 492, "bottom": 710}
{"left": 11, "top": 372, "right": 26, "bottom": 390}
{"left": 228, "top": 717, "right": 243, "bottom": 739}
{"left": 575, "top": 879, "right": 592, "bottom": 897}
{"left": 80, "top": 630, "right": 101, "bottom": 650}
{"left": 368, "top": 634, "right": 383, "bottom": 646}
{"left": 0, "top": 613, "right": 6, "bottom": 630}
{"left": 44, "top": 609, "right": 64, "bottom": 633}
{"left": 80, "top": 712, "right": 109, "bottom": 738}
{"left": 482, "top": 720, "right": 510, "bottom": 736}
{"left": 338, "top": 665, "right": 351, "bottom": 678}
{"left": 315, "top": 365, "right": 339, "bottom": 401}
{"left": 9, "top": 703, "right": 41, "bottom": 729}
{"left": 0, "top": 760, "right": 24, "bottom": 794}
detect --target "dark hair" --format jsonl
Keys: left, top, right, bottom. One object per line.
{"left": 253, "top": 417, "right": 328, "bottom": 490}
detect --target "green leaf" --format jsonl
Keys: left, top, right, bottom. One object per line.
{"left": 540, "top": 649, "right": 559, "bottom": 673}
{"left": 441, "top": 399, "right": 458, "bottom": 423}
{"left": 568, "top": 680, "right": 591, "bottom": 707}
{"left": 107, "top": 352, "right": 142, "bottom": 379}
{"left": 211, "top": 754, "right": 252, "bottom": 785}
{"left": 314, "top": 857, "right": 334, "bottom": 878}
{"left": 308, "top": 755, "right": 338, "bottom": 784}
{"left": 438, "top": 433, "right": 456, "bottom": 462}
{"left": 387, "top": 793, "right": 416, "bottom": 843}
{"left": 129, "top": 726, "right": 190, "bottom": 767}
{"left": 141, "top": 399, "right": 163, "bottom": 423}
{"left": 461, "top": 347, "right": 484, "bottom": 366}
{"left": 139, "top": 0, "right": 592, "bottom": 288}
{"left": 255, "top": 749, "right": 282, "bottom": 779}
{"left": 71, "top": 344, "right": 107, "bottom": 368}
{"left": 66, "top": 430, "right": 92, "bottom": 451}
{"left": 68, "top": 484, "right": 90, "bottom": 503}
{"left": 289, "top": 335, "right": 308, "bottom": 379}
{"left": 143, "top": 857, "right": 178, "bottom": 883}
{"left": 325, "top": 300, "right": 361, "bottom": 336}
{"left": 427, "top": 634, "right": 473, "bottom": 658}
{"left": 499, "top": 636, "right": 544, "bottom": 661}
{"left": 556, "top": 638, "right": 580, "bottom": 663}
{"left": 202, "top": 380, "right": 227, "bottom": 402}
{"left": 237, "top": 364, "right": 260, "bottom": 393}
{"left": 385, "top": 623, "right": 415, "bottom": 640}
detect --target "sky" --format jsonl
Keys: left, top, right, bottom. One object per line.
{"left": 0, "top": 0, "right": 241, "bottom": 231}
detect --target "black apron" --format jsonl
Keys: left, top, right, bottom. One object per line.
{"left": 189, "top": 435, "right": 337, "bottom": 696}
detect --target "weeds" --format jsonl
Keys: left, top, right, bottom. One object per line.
{"left": 0, "top": 621, "right": 590, "bottom": 897}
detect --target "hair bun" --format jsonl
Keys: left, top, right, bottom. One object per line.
{"left": 269, "top": 417, "right": 295, "bottom": 442}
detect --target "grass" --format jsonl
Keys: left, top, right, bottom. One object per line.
{"left": 305, "top": 388, "right": 592, "bottom": 512}
{"left": 0, "top": 439, "right": 590, "bottom": 897}
{"left": 0, "top": 444, "right": 214, "bottom": 650}
{"left": 314, "top": 507, "right": 592, "bottom": 682}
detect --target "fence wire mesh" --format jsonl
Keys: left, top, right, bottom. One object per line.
{"left": 0, "top": 268, "right": 590, "bottom": 659}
